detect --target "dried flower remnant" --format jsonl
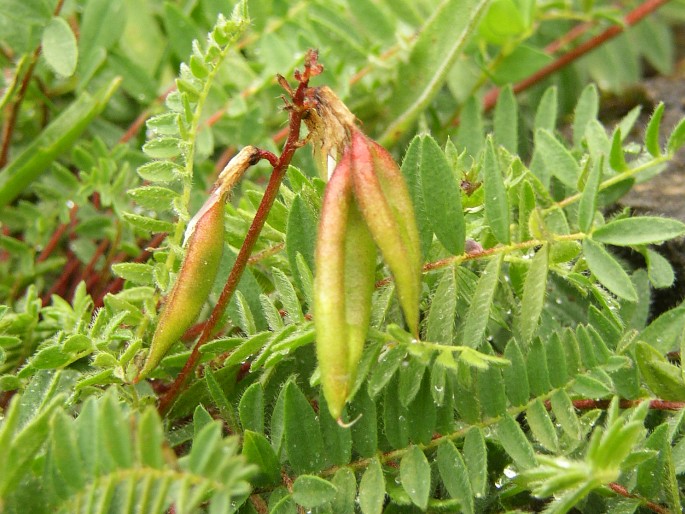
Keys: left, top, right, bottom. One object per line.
{"left": 136, "top": 146, "right": 262, "bottom": 381}
{"left": 303, "top": 85, "right": 358, "bottom": 179}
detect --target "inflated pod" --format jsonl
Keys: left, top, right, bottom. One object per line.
{"left": 314, "top": 150, "right": 376, "bottom": 419}
{"left": 136, "top": 146, "right": 260, "bottom": 381}
{"left": 349, "top": 130, "right": 422, "bottom": 336}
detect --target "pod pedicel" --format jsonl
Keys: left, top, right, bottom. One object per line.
{"left": 136, "top": 146, "right": 261, "bottom": 381}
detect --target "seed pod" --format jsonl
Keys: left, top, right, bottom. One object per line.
{"left": 315, "top": 150, "right": 376, "bottom": 419}
{"left": 349, "top": 130, "right": 422, "bottom": 336}
{"left": 136, "top": 146, "right": 260, "bottom": 381}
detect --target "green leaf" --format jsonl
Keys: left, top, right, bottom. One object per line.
{"left": 550, "top": 391, "right": 580, "bottom": 439}
{"left": 536, "top": 129, "right": 580, "bottom": 188}
{"left": 137, "top": 161, "right": 183, "bottom": 183}
{"left": 234, "top": 290, "right": 257, "bottom": 336}
{"left": 359, "top": 458, "right": 385, "bottom": 514}
{"left": 592, "top": 217, "right": 685, "bottom": 245}
{"left": 0, "top": 79, "right": 120, "bottom": 207}
{"left": 420, "top": 136, "right": 465, "bottom": 255}
{"left": 609, "top": 129, "right": 628, "bottom": 172}
{"left": 111, "top": 263, "right": 155, "bottom": 286}
{"left": 401, "top": 135, "right": 432, "bottom": 257}
{"left": 462, "top": 255, "right": 502, "bottom": 347}
{"left": 425, "top": 267, "right": 457, "bottom": 344}
{"left": 286, "top": 195, "right": 317, "bottom": 290}
{"left": 284, "top": 381, "right": 324, "bottom": 473}
{"left": 319, "top": 393, "right": 352, "bottom": 467}
{"left": 578, "top": 158, "right": 603, "bottom": 233}
{"left": 635, "top": 342, "right": 685, "bottom": 400}
{"left": 367, "top": 345, "right": 405, "bottom": 397}
{"left": 292, "top": 475, "right": 337, "bottom": 509}
{"left": 122, "top": 213, "right": 174, "bottom": 234}
{"left": 534, "top": 87, "right": 558, "bottom": 133}
{"left": 384, "top": 375, "right": 410, "bottom": 448}
{"left": 380, "top": 0, "right": 490, "bottom": 145}
{"left": 272, "top": 268, "right": 304, "bottom": 324}
{"left": 463, "top": 428, "right": 488, "bottom": 497}
{"left": 348, "top": 387, "right": 378, "bottom": 458}
{"left": 400, "top": 446, "right": 431, "bottom": 510}
{"left": 527, "top": 399, "right": 559, "bottom": 452}
{"left": 407, "top": 372, "right": 437, "bottom": 445}
{"left": 518, "top": 245, "right": 548, "bottom": 345}
{"left": 239, "top": 383, "right": 264, "bottom": 434}
{"left": 437, "top": 441, "right": 474, "bottom": 514}
{"left": 127, "top": 186, "right": 179, "bottom": 211}
{"left": 456, "top": 96, "right": 484, "bottom": 157}
{"left": 330, "top": 467, "right": 357, "bottom": 514}
{"left": 477, "top": 362, "right": 507, "bottom": 419}
{"left": 492, "top": 44, "right": 552, "bottom": 85}
{"left": 667, "top": 117, "right": 685, "bottom": 155}
{"left": 497, "top": 413, "right": 536, "bottom": 470}
{"left": 483, "top": 137, "right": 510, "bottom": 244}
{"left": 635, "top": 423, "right": 668, "bottom": 498}
{"left": 42, "top": 17, "right": 78, "bottom": 77}
{"left": 503, "top": 339, "right": 530, "bottom": 406}
{"left": 583, "top": 239, "right": 637, "bottom": 301}
{"left": 527, "top": 339, "right": 551, "bottom": 396}
{"left": 573, "top": 373, "right": 613, "bottom": 398}
{"left": 49, "top": 410, "right": 84, "bottom": 493}
{"left": 573, "top": 84, "right": 599, "bottom": 148}
{"left": 205, "top": 368, "right": 238, "bottom": 431}
{"left": 142, "top": 137, "right": 183, "bottom": 159}
{"left": 479, "top": 0, "right": 526, "bottom": 43}
{"left": 494, "top": 85, "right": 518, "bottom": 153}
{"left": 645, "top": 102, "right": 665, "bottom": 157}
{"left": 398, "top": 356, "right": 425, "bottom": 407}
{"left": 645, "top": 248, "right": 675, "bottom": 288}
{"left": 242, "top": 430, "right": 281, "bottom": 487}
{"left": 640, "top": 305, "right": 685, "bottom": 353}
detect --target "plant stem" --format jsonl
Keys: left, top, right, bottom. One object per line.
{"left": 157, "top": 51, "right": 321, "bottom": 415}
{"left": 467, "top": 0, "right": 672, "bottom": 120}
{"left": 544, "top": 154, "right": 670, "bottom": 213}
{"left": 0, "top": 0, "right": 66, "bottom": 168}
{"left": 607, "top": 482, "right": 669, "bottom": 514}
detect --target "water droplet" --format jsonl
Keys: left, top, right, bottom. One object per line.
{"left": 503, "top": 465, "right": 517, "bottom": 478}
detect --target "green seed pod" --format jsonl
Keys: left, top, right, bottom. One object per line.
{"left": 136, "top": 146, "right": 260, "bottom": 381}
{"left": 349, "top": 130, "right": 422, "bottom": 336}
{"left": 315, "top": 150, "right": 376, "bottom": 419}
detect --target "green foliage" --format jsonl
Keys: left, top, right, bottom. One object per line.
{"left": 2, "top": 0, "right": 685, "bottom": 512}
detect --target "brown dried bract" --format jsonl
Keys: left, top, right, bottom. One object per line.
{"left": 304, "top": 86, "right": 358, "bottom": 178}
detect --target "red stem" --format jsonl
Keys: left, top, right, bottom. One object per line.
{"left": 0, "top": 0, "right": 66, "bottom": 168}
{"left": 157, "top": 51, "right": 321, "bottom": 415}
{"left": 36, "top": 204, "right": 78, "bottom": 263}
{"left": 93, "top": 232, "right": 167, "bottom": 307}
{"left": 476, "top": 0, "right": 671, "bottom": 117}
{"left": 42, "top": 251, "right": 80, "bottom": 305}
{"left": 607, "top": 483, "right": 668, "bottom": 514}
{"left": 566, "top": 398, "right": 685, "bottom": 411}
{"left": 118, "top": 85, "right": 176, "bottom": 144}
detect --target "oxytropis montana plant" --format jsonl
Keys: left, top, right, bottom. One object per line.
{"left": 3, "top": 1, "right": 685, "bottom": 513}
